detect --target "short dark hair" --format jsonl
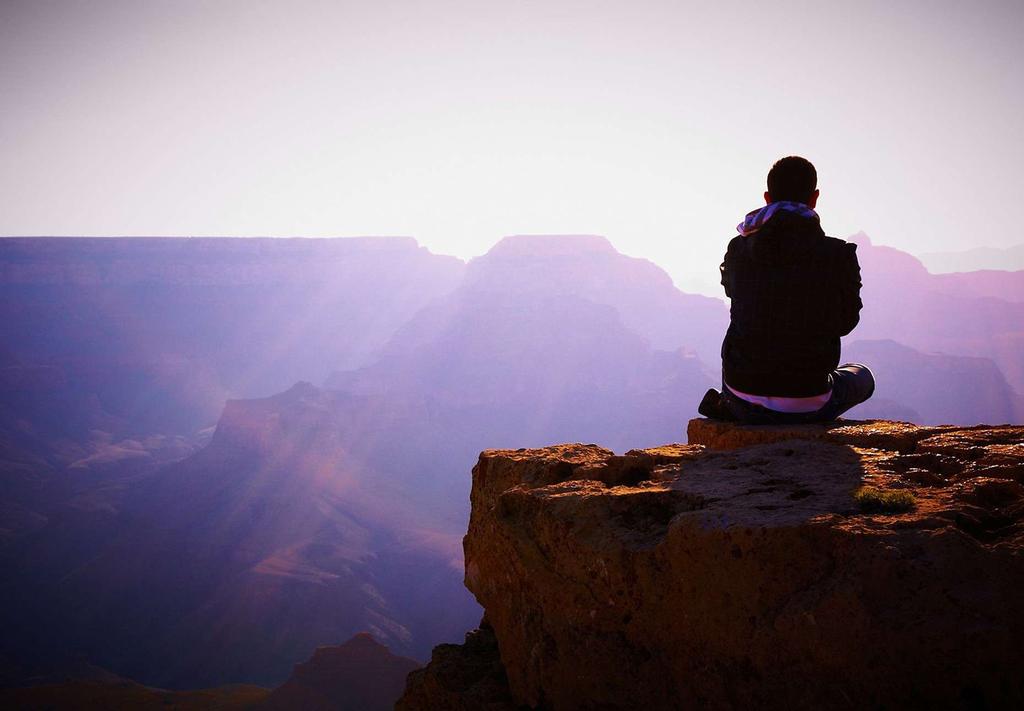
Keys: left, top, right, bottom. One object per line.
{"left": 767, "top": 156, "right": 817, "bottom": 204}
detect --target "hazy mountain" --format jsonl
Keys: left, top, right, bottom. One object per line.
{"left": 930, "top": 270, "right": 1024, "bottom": 303}
{"left": 919, "top": 243, "right": 1024, "bottom": 274}
{"left": 1, "top": 235, "right": 718, "bottom": 689}
{"left": 848, "top": 232, "right": 1024, "bottom": 393}
{"left": 0, "top": 236, "right": 467, "bottom": 581}
{"left": 0, "top": 237, "right": 464, "bottom": 437}
{"left": 0, "top": 237, "right": 466, "bottom": 689}
{"left": 0, "top": 383, "right": 477, "bottom": 688}
{"left": 2, "top": 234, "right": 1023, "bottom": 695}
{"left": 844, "top": 339, "right": 1023, "bottom": 425}
{"left": 459, "top": 235, "right": 728, "bottom": 364}
{"left": 326, "top": 235, "right": 721, "bottom": 515}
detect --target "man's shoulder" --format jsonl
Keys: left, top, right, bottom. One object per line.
{"left": 725, "top": 233, "right": 745, "bottom": 252}
{"left": 823, "top": 235, "right": 859, "bottom": 257}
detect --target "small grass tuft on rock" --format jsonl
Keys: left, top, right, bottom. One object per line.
{"left": 854, "top": 486, "right": 916, "bottom": 513}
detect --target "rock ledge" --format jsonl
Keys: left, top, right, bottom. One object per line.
{"left": 399, "top": 419, "right": 1024, "bottom": 710}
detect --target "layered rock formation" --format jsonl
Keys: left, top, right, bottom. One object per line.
{"left": 396, "top": 624, "right": 524, "bottom": 711}
{"left": 400, "top": 419, "right": 1024, "bottom": 710}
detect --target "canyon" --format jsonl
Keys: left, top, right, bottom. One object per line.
{"left": 1, "top": 234, "right": 1022, "bottom": 699}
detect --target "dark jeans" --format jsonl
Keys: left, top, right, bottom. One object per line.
{"left": 721, "top": 363, "right": 875, "bottom": 425}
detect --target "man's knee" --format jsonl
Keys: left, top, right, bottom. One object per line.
{"left": 837, "top": 362, "right": 875, "bottom": 403}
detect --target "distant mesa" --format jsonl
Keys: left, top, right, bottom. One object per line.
{"left": 0, "top": 235, "right": 462, "bottom": 286}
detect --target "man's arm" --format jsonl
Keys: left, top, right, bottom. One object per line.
{"left": 836, "top": 242, "right": 863, "bottom": 336}
{"left": 720, "top": 237, "right": 738, "bottom": 298}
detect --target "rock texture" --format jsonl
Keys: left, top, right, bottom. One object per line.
{"left": 400, "top": 419, "right": 1024, "bottom": 710}
{"left": 395, "top": 623, "right": 526, "bottom": 711}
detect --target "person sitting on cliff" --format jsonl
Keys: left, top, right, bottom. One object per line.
{"left": 698, "top": 156, "right": 875, "bottom": 424}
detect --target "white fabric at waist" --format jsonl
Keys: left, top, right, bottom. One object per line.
{"left": 724, "top": 382, "right": 832, "bottom": 414}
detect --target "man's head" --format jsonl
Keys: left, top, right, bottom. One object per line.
{"left": 765, "top": 156, "right": 819, "bottom": 208}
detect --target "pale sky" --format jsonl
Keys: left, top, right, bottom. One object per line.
{"left": 2, "top": 0, "right": 1022, "bottom": 293}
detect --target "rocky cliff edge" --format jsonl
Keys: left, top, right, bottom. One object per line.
{"left": 398, "top": 419, "right": 1024, "bottom": 710}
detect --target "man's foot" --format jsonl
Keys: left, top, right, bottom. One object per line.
{"left": 698, "top": 388, "right": 733, "bottom": 420}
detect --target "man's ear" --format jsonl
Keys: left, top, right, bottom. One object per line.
{"left": 764, "top": 191, "right": 772, "bottom": 204}
{"left": 807, "top": 189, "right": 820, "bottom": 209}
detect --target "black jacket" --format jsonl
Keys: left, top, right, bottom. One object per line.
{"left": 719, "top": 212, "right": 862, "bottom": 397}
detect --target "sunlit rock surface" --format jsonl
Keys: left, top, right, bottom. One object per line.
{"left": 685, "top": 416, "right": 959, "bottom": 452}
{"left": 400, "top": 419, "right": 1024, "bottom": 710}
